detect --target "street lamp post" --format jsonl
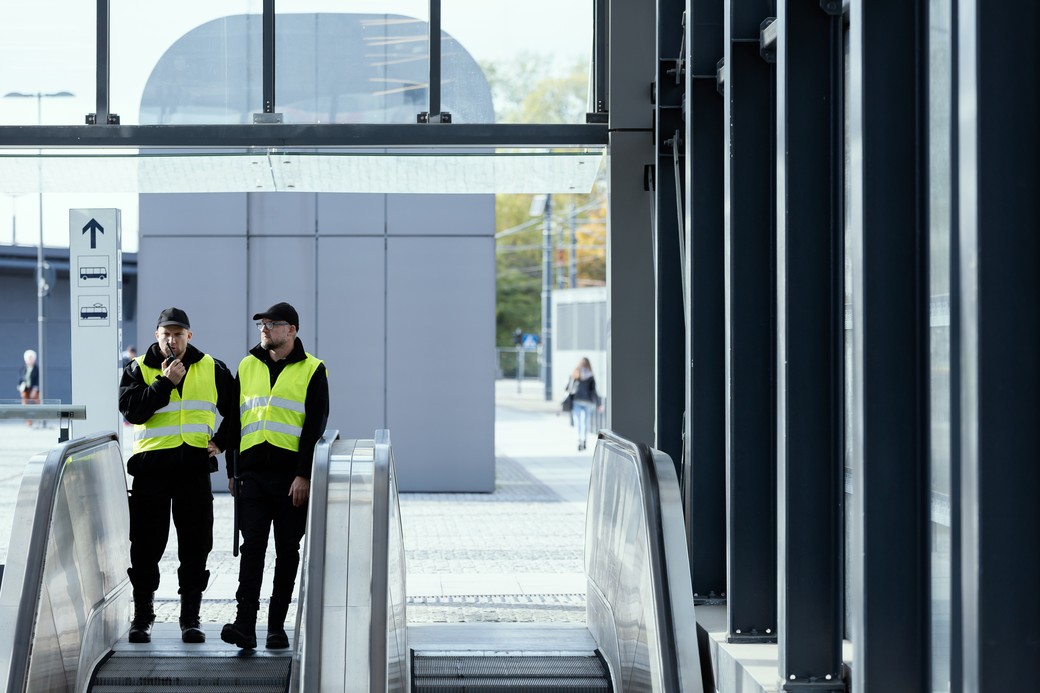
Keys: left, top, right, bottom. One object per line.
{"left": 4, "top": 91, "right": 74, "bottom": 404}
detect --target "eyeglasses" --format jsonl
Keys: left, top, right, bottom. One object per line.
{"left": 255, "top": 321, "right": 289, "bottom": 330}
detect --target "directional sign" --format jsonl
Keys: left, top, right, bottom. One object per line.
{"left": 82, "top": 217, "right": 105, "bottom": 248}
{"left": 69, "top": 209, "right": 122, "bottom": 439}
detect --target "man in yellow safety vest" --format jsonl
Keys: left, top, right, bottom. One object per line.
{"left": 118, "top": 307, "right": 237, "bottom": 644}
{"left": 221, "top": 301, "right": 329, "bottom": 650}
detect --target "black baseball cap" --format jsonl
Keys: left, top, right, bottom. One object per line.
{"left": 252, "top": 301, "right": 299, "bottom": 330}
{"left": 156, "top": 307, "right": 190, "bottom": 329}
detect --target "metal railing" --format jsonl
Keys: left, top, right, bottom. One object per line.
{"left": 585, "top": 430, "right": 704, "bottom": 692}
{"left": 0, "top": 431, "right": 130, "bottom": 693}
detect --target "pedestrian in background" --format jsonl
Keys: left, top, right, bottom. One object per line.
{"left": 566, "top": 357, "right": 602, "bottom": 452}
{"left": 16, "top": 349, "right": 40, "bottom": 425}
{"left": 222, "top": 302, "right": 329, "bottom": 651}
{"left": 118, "top": 307, "right": 237, "bottom": 644}
{"left": 122, "top": 344, "right": 138, "bottom": 368}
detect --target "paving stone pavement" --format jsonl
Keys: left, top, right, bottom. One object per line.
{"left": 0, "top": 378, "right": 595, "bottom": 628}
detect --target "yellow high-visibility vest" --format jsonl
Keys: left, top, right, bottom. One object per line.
{"left": 133, "top": 354, "right": 217, "bottom": 454}
{"left": 239, "top": 353, "right": 322, "bottom": 453}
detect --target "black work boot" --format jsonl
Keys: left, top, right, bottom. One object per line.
{"left": 128, "top": 590, "right": 155, "bottom": 644}
{"left": 179, "top": 592, "right": 205, "bottom": 643}
{"left": 220, "top": 601, "right": 258, "bottom": 649}
{"left": 266, "top": 596, "right": 290, "bottom": 649}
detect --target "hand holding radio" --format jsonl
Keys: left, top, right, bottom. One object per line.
{"left": 162, "top": 340, "right": 186, "bottom": 385}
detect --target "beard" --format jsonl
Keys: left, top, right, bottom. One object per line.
{"left": 261, "top": 334, "right": 287, "bottom": 351}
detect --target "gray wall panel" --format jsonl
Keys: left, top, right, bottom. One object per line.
{"left": 386, "top": 236, "right": 495, "bottom": 492}
{"left": 317, "top": 194, "right": 386, "bottom": 235}
{"left": 247, "top": 192, "right": 318, "bottom": 236}
{"left": 139, "top": 193, "right": 247, "bottom": 236}
{"left": 245, "top": 236, "right": 318, "bottom": 352}
{"left": 386, "top": 195, "right": 495, "bottom": 236}
{"left": 136, "top": 236, "right": 249, "bottom": 363}
{"left": 316, "top": 236, "right": 386, "bottom": 440}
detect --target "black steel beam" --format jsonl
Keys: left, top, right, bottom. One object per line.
{"left": 94, "top": 0, "right": 111, "bottom": 124}
{"left": 685, "top": 0, "right": 727, "bottom": 604}
{"left": 959, "top": 2, "right": 1040, "bottom": 690}
{"left": 776, "top": 1, "right": 844, "bottom": 689}
{"left": 592, "top": 0, "right": 609, "bottom": 114}
{"left": 655, "top": 0, "right": 686, "bottom": 482}
{"left": 0, "top": 123, "right": 608, "bottom": 149}
{"left": 724, "top": 0, "right": 777, "bottom": 644}
{"left": 849, "top": 1, "right": 928, "bottom": 690}
{"left": 429, "top": 0, "right": 442, "bottom": 116}
{"left": 263, "top": 0, "right": 276, "bottom": 114}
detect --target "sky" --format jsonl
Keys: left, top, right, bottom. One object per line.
{"left": 0, "top": 0, "right": 594, "bottom": 252}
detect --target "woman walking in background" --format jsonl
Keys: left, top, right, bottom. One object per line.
{"left": 567, "top": 357, "right": 602, "bottom": 451}
{"left": 16, "top": 349, "right": 40, "bottom": 425}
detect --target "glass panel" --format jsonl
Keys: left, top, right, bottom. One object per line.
{"left": 442, "top": 1, "right": 594, "bottom": 124}
{"left": 928, "top": 0, "right": 953, "bottom": 689}
{"left": 0, "top": 149, "right": 605, "bottom": 194}
{"left": 5, "top": 2, "right": 592, "bottom": 127}
{"left": 0, "top": 3, "right": 94, "bottom": 126}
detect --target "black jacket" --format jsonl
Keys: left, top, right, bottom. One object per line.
{"left": 232, "top": 337, "right": 330, "bottom": 481}
{"left": 570, "top": 375, "right": 600, "bottom": 405}
{"left": 18, "top": 363, "right": 39, "bottom": 391}
{"left": 119, "top": 342, "right": 237, "bottom": 477}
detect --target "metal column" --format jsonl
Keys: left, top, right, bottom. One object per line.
{"left": 776, "top": 2, "right": 844, "bottom": 689}
{"left": 848, "top": 1, "right": 929, "bottom": 690}
{"left": 684, "top": 0, "right": 727, "bottom": 603}
{"left": 606, "top": 0, "right": 657, "bottom": 446}
{"left": 958, "top": 1, "right": 1040, "bottom": 690}
{"left": 723, "top": 0, "right": 777, "bottom": 643}
{"left": 655, "top": 0, "right": 687, "bottom": 476}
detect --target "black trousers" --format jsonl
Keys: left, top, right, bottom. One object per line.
{"left": 127, "top": 470, "right": 213, "bottom": 594}
{"left": 235, "top": 470, "right": 308, "bottom": 608}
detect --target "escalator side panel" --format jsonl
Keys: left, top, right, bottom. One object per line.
{"left": 0, "top": 434, "right": 131, "bottom": 693}
{"left": 585, "top": 433, "right": 704, "bottom": 693}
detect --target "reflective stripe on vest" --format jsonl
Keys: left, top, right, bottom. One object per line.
{"left": 133, "top": 354, "right": 218, "bottom": 454}
{"left": 239, "top": 353, "right": 322, "bottom": 454}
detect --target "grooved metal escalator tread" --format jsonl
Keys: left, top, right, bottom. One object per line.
{"left": 89, "top": 654, "right": 291, "bottom": 693}
{"left": 413, "top": 654, "right": 611, "bottom": 692}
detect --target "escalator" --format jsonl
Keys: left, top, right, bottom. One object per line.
{"left": 0, "top": 430, "right": 338, "bottom": 693}
{"left": 300, "top": 430, "right": 702, "bottom": 692}
{"left": 0, "top": 427, "right": 702, "bottom": 692}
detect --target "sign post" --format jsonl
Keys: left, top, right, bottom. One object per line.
{"left": 68, "top": 208, "right": 122, "bottom": 438}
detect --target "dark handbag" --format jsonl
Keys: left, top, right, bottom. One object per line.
{"left": 561, "top": 393, "right": 574, "bottom": 412}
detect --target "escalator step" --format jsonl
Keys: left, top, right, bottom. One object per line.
{"left": 415, "top": 676, "right": 610, "bottom": 692}
{"left": 90, "top": 655, "right": 290, "bottom": 691}
{"left": 413, "top": 654, "right": 611, "bottom": 691}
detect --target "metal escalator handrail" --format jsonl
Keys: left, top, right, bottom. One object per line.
{"left": 370, "top": 430, "right": 391, "bottom": 692}
{"left": 294, "top": 427, "right": 338, "bottom": 689}
{"left": 0, "top": 431, "right": 119, "bottom": 693}
{"left": 595, "top": 430, "right": 690, "bottom": 692}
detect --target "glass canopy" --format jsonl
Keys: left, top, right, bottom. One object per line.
{"left": 0, "top": 149, "right": 604, "bottom": 194}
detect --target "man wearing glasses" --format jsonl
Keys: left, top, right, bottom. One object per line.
{"left": 222, "top": 301, "right": 329, "bottom": 650}
{"left": 118, "top": 307, "right": 237, "bottom": 644}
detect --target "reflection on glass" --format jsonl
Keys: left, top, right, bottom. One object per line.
{"left": 929, "top": 0, "right": 953, "bottom": 689}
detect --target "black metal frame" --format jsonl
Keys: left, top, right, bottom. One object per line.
{"left": 849, "top": 1, "right": 929, "bottom": 690}
{"left": 0, "top": 123, "right": 608, "bottom": 149}
{"left": 775, "top": 1, "right": 844, "bottom": 689}
{"left": 958, "top": 2, "right": 1040, "bottom": 690}
{"left": 655, "top": 0, "right": 687, "bottom": 480}
{"left": 684, "top": 0, "right": 727, "bottom": 605}
{"left": 724, "top": 0, "right": 777, "bottom": 644}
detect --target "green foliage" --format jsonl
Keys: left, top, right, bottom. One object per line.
{"left": 486, "top": 54, "right": 608, "bottom": 347}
